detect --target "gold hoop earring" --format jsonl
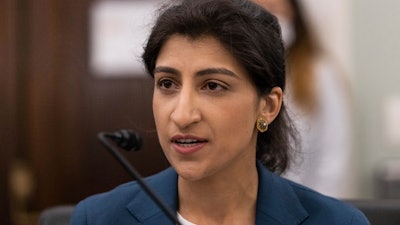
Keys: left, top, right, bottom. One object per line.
{"left": 256, "top": 117, "right": 268, "bottom": 133}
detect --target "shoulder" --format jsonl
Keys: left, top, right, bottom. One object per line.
{"left": 287, "top": 179, "right": 370, "bottom": 224}
{"left": 256, "top": 162, "right": 369, "bottom": 224}
{"left": 70, "top": 167, "right": 177, "bottom": 225}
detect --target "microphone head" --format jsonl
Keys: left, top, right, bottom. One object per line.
{"left": 111, "top": 129, "right": 142, "bottom": 151}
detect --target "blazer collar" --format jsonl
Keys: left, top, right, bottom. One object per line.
{"left": 255, "top": 161, "right": 308, "bottom": 225}
{"left": 126, "top": 167, "right": 179, "bottom": 224}
{"left": 126, "top": 162, "right": 308, "bottom": 225}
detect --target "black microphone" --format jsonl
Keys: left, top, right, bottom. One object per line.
{"left": 97, "top": 130, "right": 181, "bottom": 225}
{"left": 104, "top": 129, "right": 142, "bottom": 151}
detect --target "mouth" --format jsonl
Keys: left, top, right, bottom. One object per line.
{"left": 170, "top": 135, "right": 208, "bottom": 152}
{"left": 172, "top": 138, "right": 207, "bottom": 147}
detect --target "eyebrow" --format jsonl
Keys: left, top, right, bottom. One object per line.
{"left": 154, "top": 66, "right": 180, "bottom": 75}
{"left": 154, "top": 66, "right": 239, "bottom": 78}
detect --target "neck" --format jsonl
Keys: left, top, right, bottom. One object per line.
{"left": 178, "top": 162, "right": 258, "bottom": 225}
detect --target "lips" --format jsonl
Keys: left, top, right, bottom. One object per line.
{"left": 171, "top": 135, "right": 208, "bottom": 154}
{"left": 173, "top": 138, "right": 206, "bottom": 146}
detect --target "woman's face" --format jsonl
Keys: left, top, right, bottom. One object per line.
{"left": 152, "top": 34, "right": 265, "bottom": 181}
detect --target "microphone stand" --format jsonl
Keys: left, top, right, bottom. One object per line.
{"left": 98, "top": 132, "right": 182, "bottom": 225}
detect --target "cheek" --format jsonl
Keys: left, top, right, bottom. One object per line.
{"left": 234, "top": 107, "right": 257, "bottom": 131}
{"left": 212, "top": 98, "right": 258, "bottom": 135}
{"left": 152, "top": 96, "right": 165, "bottom": 128}
{"left": 153, "top": 98, "right": 170, "bottom": 148}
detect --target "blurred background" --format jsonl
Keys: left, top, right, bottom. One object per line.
{"left": 1, "top": 0, "right": 400, "bottom": 224}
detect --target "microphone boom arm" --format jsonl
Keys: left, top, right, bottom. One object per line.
{"left": 97, "top": 132, "right": 181, "bottom": 225}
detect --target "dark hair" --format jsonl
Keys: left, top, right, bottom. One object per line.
{"left": 142, "top": 0, "right": 298, "bottom": 174}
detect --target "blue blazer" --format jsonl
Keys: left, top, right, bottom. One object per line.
{"left": 70, "top": 161, "right": 369, "bottom": 225}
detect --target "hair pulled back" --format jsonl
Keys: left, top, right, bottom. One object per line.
{"left": 142, "top": 0, "right": 298, "bottom": 173}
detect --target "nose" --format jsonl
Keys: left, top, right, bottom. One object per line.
{"left": 170, "top": 88, "right": 201, "bottom": 129}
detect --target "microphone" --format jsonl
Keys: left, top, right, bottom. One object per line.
{"left": 104, "top": 129, "right": 142, "bottom": 151}
{"left": 97, "top": 130, "right": 181, "bottom": 225}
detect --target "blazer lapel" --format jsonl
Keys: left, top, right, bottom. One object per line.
{"left": 256, "top": 161, "right": 309, "bottom": 225}
{"left": 123, "top": 163, "right": 308, "bottom": 225}
{"left": 126, "top": 167, "right": 179, "bottom": 225}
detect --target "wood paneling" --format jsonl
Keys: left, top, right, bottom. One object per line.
{"left": 0, "top": 0, "right": 17, "bottom": 223}
{"left": 25, "top": 0, "right": 169, "bottom": 210}
{"left": 3, "top": 0, "right": 169, "bottom": 219}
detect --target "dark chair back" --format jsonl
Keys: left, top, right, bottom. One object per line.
{"left": 38, "top": 205, "right": 75, "bottom": 225}
{"left": 346, "top": 199, "right": 400, "bottom": 225}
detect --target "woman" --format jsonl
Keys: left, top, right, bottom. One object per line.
{"left": 70, "top": 0, "right": 369, "bottom": 224}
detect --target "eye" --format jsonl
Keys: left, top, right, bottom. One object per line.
{"left": 206, "top": 82, "right": 219, "bottom": 90}
{"left": 202, "top": 81, "right": 226, "bottom": 91}
{"left": 158, "top": 79, "right": 175, "bottom": 89}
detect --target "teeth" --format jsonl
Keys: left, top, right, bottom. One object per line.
{"left": 175, "top": 139, "right": 198, "bottom": 144}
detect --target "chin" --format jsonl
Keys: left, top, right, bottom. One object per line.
{"left": 173, "top": 163, "right": 210, "bottom": 182}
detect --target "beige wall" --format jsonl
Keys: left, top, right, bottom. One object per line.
{"left": 353, "top": 0, "right": 400, "bottom": 198}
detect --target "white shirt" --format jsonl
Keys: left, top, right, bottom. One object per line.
{"left": 177, "top": 212, "right": 197, "bottom": 225}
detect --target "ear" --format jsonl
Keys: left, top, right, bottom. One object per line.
{"left": 258, "top": 87, "right": 283, "bottom": 123}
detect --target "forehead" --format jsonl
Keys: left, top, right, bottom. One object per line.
{"left": 155, "top": 34, "right": 252, "bottom": 79}
{"left": 161, "top": 34, "right": 227, "bottom": 53}
{"left": 157, "top": 34, "right": 241, "bottom": 68}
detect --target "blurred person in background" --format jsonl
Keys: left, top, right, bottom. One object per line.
{"left": 253, "top": 0, "right": 356, "bottom": 199}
